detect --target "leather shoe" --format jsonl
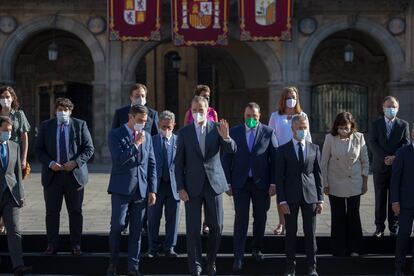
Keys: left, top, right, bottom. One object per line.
{"left": 373, "top": 228, "right": 384, "bottom": 238}
{"left": 308, "top": 268, "right": 319, "bottom": 276}
{"left": 127, "top": 270, "right": 142, "bottom": 276}
{"left": 165, "top": 248, "right": 178, "bottom": 257}
{"left": 106, "top": 263, "right": 116, "bottom": 276}
{"left": 252, "top": 250, "right": 264, "bottom": 261}
{"left": 207, "top": 263, "right": 217, "bottom": 276}
{"left": 233, "top": 259, "right": 243, "bottom": 271}
{"left": 13, "top": 265, "right": 32, "bottom": 276}
{"left": 192, "top": 266, "right": 202, "bottom": 276}
{"left": 72, "top": 245, "right": 82, "bottom": 256}
{"left": 284, "top": 272, "right": 295, "bottom": 276}
{"left": 390, "top": 229, "right": 398, "bottom": 237}
{"left": 43, "top": 244, "right": 57, "bottom": 255}
{"left": 143, "top": 250, "right": 158, "bottom": 258}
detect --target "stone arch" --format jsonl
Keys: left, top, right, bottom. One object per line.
{"left": 299, "top": 18, "right": 404, "bottom": 82}
{"left": 0, "top": 15, "right": 105, "bottom": 84}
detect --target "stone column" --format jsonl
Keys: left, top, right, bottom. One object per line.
{"left": 388, "top": 81, "right": 414, "bottom": 124}
{"left": 268, "top": 81, "right": 285, "bottom": 115}
{"left": 92, "top": 81, "right": 109, "bottom": 162}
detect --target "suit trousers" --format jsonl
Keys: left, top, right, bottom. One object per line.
{"left": 109, "top": 191, "right": 146, "bottom": 272}
{"left": 147, "top": 180, "right": 180, "bottom": 252}
{"left": 395, "top": 208, "right": 414, "bottom": 272}
{"left": 373, "top": 170, "right": 398, "bottom": 231}
{"left": 43, "top": 172, "right": 84, "bottom": 247}
{"left": 233, "top": 177, "right": 270, "bottom": 260}
{"left": 329, "top": 194, "right": 362, "bottom": 256}
{"left": 0, "top": 190, "right": 23, "bottom": 269}
{"left": 185, "top": 179, "right": 223, "bottom": 274}
{"left": 285, "top": 198, "right": 317, "bottom": 272}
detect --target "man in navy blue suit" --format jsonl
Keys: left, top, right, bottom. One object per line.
{"left": 391, "top": 125, "right": 414, "bottom": 276}
{"left": 223, "top": 102, "right": 277, "bottom": 271}
{"left": 111, "top": 83, "right": 159, "bottom": 136}
{"left": 107, "top": 104, "right": 157, "bottom": 276}
{"left": 146, "top": 110, "right": 180, "bottom": 258}
{"left": 35, "top": 97, "right": 94, "bottom": 256}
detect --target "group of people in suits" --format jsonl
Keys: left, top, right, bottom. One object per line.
{"left": 1, "top": 80, "right": 414, "bottom": 276}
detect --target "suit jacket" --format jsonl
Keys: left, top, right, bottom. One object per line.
{"left": 321, "top": 132, "right": 369, "bottom": 198}
{"left": 152, "top": 133, "right": 179, "bottom": 200}
{"left": 174, "top": 121, "right": 237, "bottom": 197}
{"left": 222, "top": 123, "right": 277, "bottom": 190}
{"left": 390, "top": 144, "right": 414, "bottom": 209}
{"left": 111, "top": 105, "right": 159, "bottom": 136}
{"left": 0, "top": 141, "right": 24, "bottom": 207}
{"left": 107, "top": 125, "right": 157, "bottom": 198}
{"left": 35, "top": 118, "right": 94, "bottom": 187}
{"left": 275, "top": 140, "right": 323, "bottom": 204}
{"left": 369, "top": 116, "right": 410, "bottom": 174}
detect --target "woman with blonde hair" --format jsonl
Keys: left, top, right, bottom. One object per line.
{"left": 268, "top": 86, "right": 312, "bottom": 235}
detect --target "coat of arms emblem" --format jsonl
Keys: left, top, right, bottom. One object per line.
{"left": 255, "top": 0, "right": 276, "bottom": 26}
{"left": 124, "top": 0, "right": 146, "bottom": 25}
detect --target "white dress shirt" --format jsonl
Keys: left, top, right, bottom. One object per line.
{"left": 245, "top": 124, "right": 258, "bottom": 145}
{"left": 194, "top": 121, "right": 207, "bottom": 142}
{"left": 292, "top": 138, "right": 307, "bottom": 161}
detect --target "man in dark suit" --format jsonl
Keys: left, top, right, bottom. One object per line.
{"left": 222, "top": 102, "right": 277, "bottom": 271}
{"left": 107, "top": 104, "right": 157, "bottom": 276}
{"left": 276, "top": 114, "right": 323, "bottom": 276}
{"left": 391, "top": 125, "right": 414, "bottom": 276}
{"left": 0, "top": 116, "right": 31, "bottom": 275}
{"left": 145, "top": 110, "right": 180, "bottom": 258}
{"left": 112, "top": 83, "right": 159, "bottom": 136}
{"left": 369, "top": 96, "right": 410, "bottom": 237}
{"left": 175, "top": 96, "right": 236, "bottom": 276}
{"left": 35, "top": 98, "right": 94, "bottom": 256}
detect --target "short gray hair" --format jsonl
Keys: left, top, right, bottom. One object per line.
{"left": 159, "top": 110, "right": 175, "bottom": 122}
{"left": 291, "top": 114, "right": 308, "bottom": 126}
{"left": 191, "top": 95, "right": 209, "bottom": 107}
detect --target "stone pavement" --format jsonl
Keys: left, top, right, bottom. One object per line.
{"left": 19, "top": 164, "right": 381, "bottom": 236}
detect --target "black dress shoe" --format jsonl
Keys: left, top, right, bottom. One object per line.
{"left": 72, "top": 244, "right": 82, "bottom": 256}
{"left": 284, "top": 272, "right": 295, "bottom": 276}
{"left": 390, "top": 229, "right": 398, "bottom": 237}
{"left": 143, "top": 250, "right": 158, "bottom": 258}
{"left": 192, "top": 266, "right": 202, "bottom": 276}
{"left": 13, "top": 265, "right": 32, "bottom": 276}
{"left": 207, "top": 263, "right": 217, "bottom": 276}
{"left": 107, "top": 263, "right": 116, "bottom": 276}
{"left": 233, "top": 259, "right": 243, "bottom": 271}
{"left": 308, "top": 268, "right": 319, "bottom": 276}
{"left": 373, "top": 228, "right": 384, "bottom": 238}
{"left": 43, "top": 244, "right": 57, "bottom": 255}
{"left": 165, "top": 248, "right": 178, "bottom": 257}
{"left": 252, "top": 250, "right": 264, "bottom": 261}
{"left": 127, "top": 270, "right": 142, "bottom": 276}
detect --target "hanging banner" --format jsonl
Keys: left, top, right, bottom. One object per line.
{"left": 239, "top": 0, "right": 293, "bottom": 41}
{"left": 108, "top": 0, "right": 161, "bottom": 41}
{"left": 172, "top": 0, "right": 229, "bottom": 46}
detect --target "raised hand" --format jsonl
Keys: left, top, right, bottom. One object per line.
{"left": 217, "top": 119, "right": 230, "bottom": 139}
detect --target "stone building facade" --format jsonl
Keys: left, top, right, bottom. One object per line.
{"left": 0, "top": 0, "right": 413, "bottom": 162}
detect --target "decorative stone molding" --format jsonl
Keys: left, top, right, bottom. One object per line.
{"left": 0, "top": 15, "right": 17, "bottom": 34}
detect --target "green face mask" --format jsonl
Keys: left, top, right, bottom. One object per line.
{"left": 245, "top": 117, "right": 258, "bottom": 129}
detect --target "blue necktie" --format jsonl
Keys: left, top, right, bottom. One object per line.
{"left": 248, "top": 129, "right": 255, "bottom": 177}
{"left": 59, "top": 124, "right": 68, "bottom": 164}
{"left": 162, "top": 137, "right": 170, "bottom": 181}
{"left": 1, "top": 143, "right": 7, "bottom": 169}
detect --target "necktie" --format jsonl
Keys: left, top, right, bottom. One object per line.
{"left": 386, "top": 121, "right": 392, "bottom": 139}
{"left": 0, "top": 143, "right": 7, "bottom": 169}
{"left": 248, "top": 129, "right": 255, "bottom": 152}
{"left": 298, "top": 142, "right": 304, "bottom": 169}
{"left": 59, "top": 124, "right": 68, "bottom": 164}
{"left": 162, "top": 137, "right": 170, "bottom": 181}
{"left": 198, "top": 126, "right": 206, "bottom": 157}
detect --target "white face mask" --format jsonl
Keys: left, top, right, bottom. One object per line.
{"left": 160, "top": 129, "right": 173, "bottom": 139}
{"left": 192, "top": 112, "right": 206, "bottom": 124}
{"left": 0, "top": 98, "right": 12, "bottom": 108}
{"left": 132, "top": 97, "right": 146, "bottom": 106}
{"left": 134, "top": 123, "right": 145, "bottom": 132}
{"left": 286, "top": 99, "right": 297, "bottom": 109}
{"left": 56, "top": 111, "right": 70, "bottom": 124}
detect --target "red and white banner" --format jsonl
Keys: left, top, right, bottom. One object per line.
{"left": 171, "top": 0, "right": 230, "bottom": 46}
{"left": 108, "top": 0, "right": 161, "bottom": 41}
{"left": 239, "top": 0, "right": 293, "bottom": 41}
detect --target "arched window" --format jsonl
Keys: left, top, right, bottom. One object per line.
{"left": 164, "top": 51, "right": 179, "bottom": 116}
{"left": 311, "top": 83, "right": 368, "bottom": 133}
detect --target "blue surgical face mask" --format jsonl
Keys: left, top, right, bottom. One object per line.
{"left": 0, "top": 131, "right": 11, "bottom": 142}
{"left": 296, "top": 129, "right": 307, "bottom": 141}
{"left": 384, "top": 107, "right": 398, "bottom": 119}
{"left": 56, "top": 111, "right": 70, "bottom": 124}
